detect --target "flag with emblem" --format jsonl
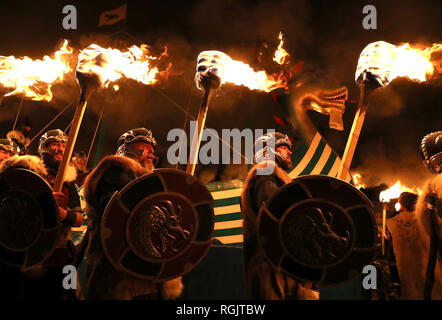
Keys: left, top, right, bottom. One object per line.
{"left": 98, "top": 3, "right": 127, "bottom": 27}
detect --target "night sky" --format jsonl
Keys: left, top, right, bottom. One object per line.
{"left": 0, "top": 0, "right": 441, "bottom": 188}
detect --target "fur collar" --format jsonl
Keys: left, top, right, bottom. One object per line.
{"left": 0, "top": 155, "right": 47, "bottom": 179}
{"left": 84, "top": 155, "right": 152, "bottom": 205}
{"left": 244, "top": 160, "right": 293, "bottom": 186}
{"left": 241, "top": 160, "right": 292, "bottom": 226}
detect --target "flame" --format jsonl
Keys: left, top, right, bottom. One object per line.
{"left": 395, "top": 202, "right": 401, "bottom": 211}
{"left": 356, "top": 41, "right": 442, "bottom": 87}
{"left": 273, "top": 32, "right": 290, "bottom": 65}
{"left": 113, "top": 84, "right": 119, "bottom": 92}
{"left": 352, "top": 173, "right": 367, "bottom": 189}
{"left": 379, "top": 180, "right": 422, "bottom": 203}
{"left": 76, "top": 44, "right": 163, "bottom": 88}
{"left": 197, "top": 50, "right": 287, "bottom": 92}
{"left": 393, "top": 43, "right": 441, "bottom": 81}
{"left": 0, "top": 40, "right": 73, "bottom": 101}
{"left": 221, "top": 61, "right": 286, "bottom": 92}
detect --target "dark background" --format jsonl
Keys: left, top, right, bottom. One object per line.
{"left": 0, "top": 0, "right": 440, "bottom": 188}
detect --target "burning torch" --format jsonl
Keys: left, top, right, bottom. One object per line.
{"left": 338, "top": 41, "right": 442, "bottom": 180}
{"left": 53, "top": 42, "right": 162, "bottom": 191}
{"left": 53, "top": 55, "right": 100, "bottom": 192}
{"left": 186, "top": 51, "right": 223, "bottom": 175}
{"left": 186, "top": 49, "right": 288, "bottom": 175}
{"left": 0, "top": 39, "right": 73, "bottom": 102}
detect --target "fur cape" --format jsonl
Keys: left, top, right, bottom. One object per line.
{"left": 241, "top": 160, "right": 319, "bottom": 300}
{"left": 0, "top": 155, "right": 47, "bottom": 178}
{"left": 83, "top": 155, "right": 183, "bottom": 300}
{"left": 0, "top": 154, "right": 77, "bottom": 184}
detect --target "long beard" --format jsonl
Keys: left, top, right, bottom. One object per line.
{"left": 140, "top": 158, "right": 155, "bottom": 171}
{"left": 277, "top": 157, "right": 293, "bottom": 171}
{"left": 127, "top": 154, "right": 155, "bottom": 172}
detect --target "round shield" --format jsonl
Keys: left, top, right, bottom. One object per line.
{"left": 101, "top": 168, "right": 215, "bottom": 282}
{"left": 257, "top": 175, "right": 376, "bottom": 286}
{"left": 0, "top": 168, "right": 60, "bottom": 269}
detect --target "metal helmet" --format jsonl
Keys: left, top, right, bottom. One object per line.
{"left": 38, "top": 129, "right": 68, "bottom": 157}
{"left": 116, "top": 128, "right": 157, "bottom": 158}
{"left": 254, "top": 132, "right": 292, "bottom": 164}
{"left": 420, "top": 131, "right": 442, "bottom": 174}
{"left": 72, "top": 151, "right": 86, "bottom": 161}
{"left": 0, "top": 138, "right": 18, "bottom": 155}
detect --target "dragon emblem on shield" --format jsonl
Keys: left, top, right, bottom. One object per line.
{"left": 281, "top": 207, "right": 350, "bottom": 266}
{"left": 135, "top": 200, "right": 192, "bottom": 258}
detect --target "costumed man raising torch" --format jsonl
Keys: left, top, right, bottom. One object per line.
{"left": 38, "top": 129, "right": 83, "bottom": 299}
{"left": 38, "top": 129, "right": 84, "bottom": 240}
{"left": 0, "top": 130, "right": 82, "bottom": 299}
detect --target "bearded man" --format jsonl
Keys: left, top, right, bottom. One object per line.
{"left": 241, "top": 132, "right": 319, "bottom": 300}
{"left": 83, "top": 128, "right": 183, "bottom": 300}
{"left": 38, "top": 129, "right": 83, "bottom": 247}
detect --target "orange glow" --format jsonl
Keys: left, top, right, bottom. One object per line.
{"left": 379, "top": 181, "right": 422, "bottom": 203}
{"left": 76, "top": 44, "right": 164, "bottom": 88}
{"left": 0, "top": 40, "right": 73, "bottom": 101}
{"left": 357, "top": 41, "right": 442, "bottom": 86}
{"left": 352, "top": 173, "right": 367, "bottom": 189}
{"left": 393, "top": 43, "right": 441, "bottom": 81}
{"left": 197, "top": 50, "right": 287, "bottom": 92}
{"left": 273, "top": 32, "right": 290, "bottom": 65}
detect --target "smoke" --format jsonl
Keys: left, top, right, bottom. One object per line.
{"left": 220, "top": 164, "right": 248, "bottom": 181}
{"left": 297, "top": 0, "right": 442, "bottom": 189}
{"left": 0, "top": 0, "right": 441, "bottom": 187}
{"left": 354, "top": 137, "right": 432, "bottom": 189}
{"left": 366, "top": 85, "right": 404, "bottom": 117}
{"left": 198, "top": 166, "right": 218, "bottom": 184}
